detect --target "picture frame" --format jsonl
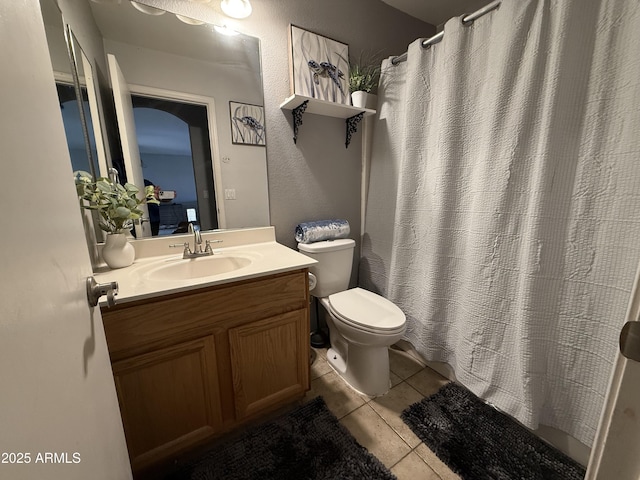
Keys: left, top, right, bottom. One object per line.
{"left": 288, "top": 25, "right": 350, "bottom": 105}
{"left": 229, "top": 101, "right": 266, "bottom": 146}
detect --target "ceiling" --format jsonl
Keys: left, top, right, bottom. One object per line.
{"left": 382, "top": 0, "right": 492, "bottom": 27}
{"left": 89, "top": 1, "right": 259, "bottom": 67}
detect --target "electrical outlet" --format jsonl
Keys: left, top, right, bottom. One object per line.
{"left": 224, "top": 188, "right": 236, "bottom": 200}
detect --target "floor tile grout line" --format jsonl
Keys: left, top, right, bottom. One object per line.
{"left": 387, "top": 442, "right": 444, "bottom": 479}
{"left": 348, "top": 401, "right": 416, "bottom": 472}
{"left": 364, "top": 379, "right": 449, "bottom": 478}
{"left": 409, "top": 443, "right": 446, "bottom": 480}
{"left": 309, "top": 355, "right": 454, "bottom": 479}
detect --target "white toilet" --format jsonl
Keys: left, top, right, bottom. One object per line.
{"left": 298, "top": 238, "right": 406, "bottom": 396}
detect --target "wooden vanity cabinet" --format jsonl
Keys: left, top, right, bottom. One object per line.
{"left": 101, "top": 269, "right": 310, "bottom": 474}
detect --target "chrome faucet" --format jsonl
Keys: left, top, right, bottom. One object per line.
{"left": 190, "top": 222, "right": 202, "bottom": 252}
{"left": 170, "top": 222, "right": 222, "bottom": 259}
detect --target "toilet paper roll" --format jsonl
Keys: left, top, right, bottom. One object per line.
{"left": 308, "top": 272, "right": 317, "bottom": 291}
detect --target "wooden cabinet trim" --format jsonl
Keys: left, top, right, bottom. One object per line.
{"left": 106, "top": 268, "right": 309, "bottom": 310}
{"left": 104, "top": 268, "right": 311, "bottom": 475}
{"left": 104, "top": 269, "right": 309, "bottom": 361}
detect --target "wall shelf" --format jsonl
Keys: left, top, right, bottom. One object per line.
{"left": 280, "top": 94, "right": 375, "bottom": 147}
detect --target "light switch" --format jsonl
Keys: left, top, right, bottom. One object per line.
{"left": 225, "top": 188, "right": 236, "bottom": 200}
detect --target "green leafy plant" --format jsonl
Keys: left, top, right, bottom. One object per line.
{"left": 347, "top": 51, "right": 385, "bottom": 94}
{"left": 74, "top": 170, "right": 159, "bottom": 234}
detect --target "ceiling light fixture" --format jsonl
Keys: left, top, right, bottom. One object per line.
{"left": 129, "top": 1, "right": 165, "bottom": 15}
{"left": 175, "top": 14, "right": 205, "bottom": 25}
{"left": 220, "top": 0, "right": 252, "bottom": 19}
{"left": 214, "top": 24, "right": 239, "bottom": 36}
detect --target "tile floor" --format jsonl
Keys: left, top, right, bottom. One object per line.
{"left": 304, "top": 346, "right": 461, "bottom": 480}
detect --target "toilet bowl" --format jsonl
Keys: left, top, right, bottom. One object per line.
{"left": 298, "top": 239, "right": 406, "bottom": 396}
{"left": 320, "top": 288, "right": 405, "bottom": 396}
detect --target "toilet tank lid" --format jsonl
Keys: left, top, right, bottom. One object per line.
{"left": 298, "top": 238, "right": 355, "bottom": 253}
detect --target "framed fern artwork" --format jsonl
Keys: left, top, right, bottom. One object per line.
{"left": 288, "top": 25, "right": 350, "bottom": 105}
{"left": 229, "top": 101, "right": 266, "bottom": 146}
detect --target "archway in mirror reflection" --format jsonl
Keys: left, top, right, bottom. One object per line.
{"left": 130, "top": 95, "right": 218, "bottom": 236}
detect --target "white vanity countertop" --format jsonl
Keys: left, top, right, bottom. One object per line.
{"left": 93, "top": 228, "right": 316, "bottom": 306}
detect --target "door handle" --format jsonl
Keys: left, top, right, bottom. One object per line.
{"left": 619, "top": 321, "right": 640, "bottom": 362}
{"left": 86, "top": 276, "right": 118, "bottom": 308}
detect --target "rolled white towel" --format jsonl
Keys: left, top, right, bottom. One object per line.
{"left": 295, "top": 219, "right": 350, "bottom": 244}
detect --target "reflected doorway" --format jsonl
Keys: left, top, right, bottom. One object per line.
{"left": 131, "top": 94, "right": 218, "bottom": 236}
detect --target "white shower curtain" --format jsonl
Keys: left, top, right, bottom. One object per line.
{"left": 361, "top": 0, "right": 640, "bottom": 447}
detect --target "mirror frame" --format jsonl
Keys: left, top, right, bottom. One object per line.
{"left": 63, "top": 24, "right": 98, "bottom": 180}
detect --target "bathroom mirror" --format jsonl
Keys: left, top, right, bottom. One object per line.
{"left": 41, "top": 0, "right": 269, "bottom": 241}
{"left": 40, "top": 0, "right": 111, "bottom": 254}
{"left": 39, "top": 0, "right": 103, "bottom": 180}
{"left": 88, "top": 0, "right": 270, "bottom": 234}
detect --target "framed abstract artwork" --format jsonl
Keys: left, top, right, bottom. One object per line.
{"left": 229, "top": 101, "right": 266, "bottom": 146}
{"left": 288, "top": 25, "right": 350, "bottom": 105}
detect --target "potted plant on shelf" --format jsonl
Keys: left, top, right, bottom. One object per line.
{"left": 348, "top": 51, "right": 383, "bottom": 110}
{"left": 74, "top": 170, "right": 159, "bottom": 269}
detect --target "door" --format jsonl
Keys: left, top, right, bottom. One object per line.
{"left": 130, "top": 92, "right": 220, "bottom": 234}
{"left": 229, "top": 310, "right": 310, "bottom": 419}
{"left": 111, "top": 336, "right": 223, "bottom": 472}
{"left": 0, "top": 2, "right": 131, "bottom": 479}
{"left": 108, "top": 53, "right": 151, "bottom": 238}
{"left": 586, "top": 262, "right": 640, "bottom": 479}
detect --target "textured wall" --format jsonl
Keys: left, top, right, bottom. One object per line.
{"left": 245, "top": 0, "right": 435, "bottom": 252}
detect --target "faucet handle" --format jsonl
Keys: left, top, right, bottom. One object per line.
{"left": 170, "top": 242, "right": 191, "bottom": 255}
{"left": 204, "top": 239, "right": 223, "bottom": 254}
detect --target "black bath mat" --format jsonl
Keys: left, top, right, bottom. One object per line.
{"left": 401, "top": 383, "right": 585, "bottom": 480}
{"left": 168, "top": 396, "right": 396, "bottom": 480}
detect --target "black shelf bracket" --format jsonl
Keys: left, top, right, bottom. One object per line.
{"left": 345, "top": 112, "right": 364, "bottom": 148}
{"left": 291, "top": 100, "right": 309, "bottom": 144}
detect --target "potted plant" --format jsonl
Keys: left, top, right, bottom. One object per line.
{"left": 74, "top": 170, "right": 159, "bottom": 269}
{"left": 348, "top": 51, "right": 383, "bottom": 110}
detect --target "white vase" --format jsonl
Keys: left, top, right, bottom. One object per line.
{"left": 351, "top": 91, "right": 378, "bottom": 110}
{"left": 102, "top": 232, "right": 135, "bottom": 269}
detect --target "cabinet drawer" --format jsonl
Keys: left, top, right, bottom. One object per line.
{"left": 103, "top": 269, "right": 308, "bottom": 361}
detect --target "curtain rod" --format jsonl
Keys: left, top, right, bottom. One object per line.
{"left": 391, "top": 0, "right": 501, "bottom": 65}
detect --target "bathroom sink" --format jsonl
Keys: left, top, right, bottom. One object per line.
{"left": 142, "top": 254, "right": 253, "bottom": 281}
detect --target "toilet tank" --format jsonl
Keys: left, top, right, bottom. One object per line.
{"left": 298, "top": 239, "right": 355, "bottom": 298}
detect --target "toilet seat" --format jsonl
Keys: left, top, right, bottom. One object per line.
{"left": 327, "top": 288, "right": 406, "bottom": 334}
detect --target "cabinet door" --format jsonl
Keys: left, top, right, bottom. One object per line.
{"left": 112, "top": 336, "right": 222, "bottom": 472}
{"left": 229, "top": 309, "right": 310, "bottom": 419}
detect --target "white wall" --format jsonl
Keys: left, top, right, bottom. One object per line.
{"left": 103, "top": 38, "right": 270, "bottom": 229}
{"left": 0, "top": 1, "right": 132, "bottom": 477}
